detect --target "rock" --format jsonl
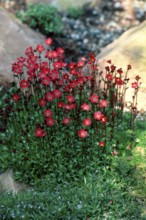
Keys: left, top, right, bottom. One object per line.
{"left": 0, "top": 6, "right": 45, "bottom": 86}
{"left": 0, "top": 169, "right": 32, "bottom": 194}
{"left": 96, "top": 20, "right": 146, "bottom": 110}
{"left": 25, "top": 0, "right": 101, "bottom": 11}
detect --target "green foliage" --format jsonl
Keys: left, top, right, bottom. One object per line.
{"left": 0, "top": 169, "right": 144, "bottom": 219}
{"left": 67, "top": 7, "right": 84, "bottom": 18}
{"left": 17, "top": 4, "right": 62, "bottom": 35}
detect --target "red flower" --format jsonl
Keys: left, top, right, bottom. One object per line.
{"left": 106, "top": 73, "right": 113, "bottom": 81}
{"left": 63, "top": 73, "right": 69, "bottom": 80}
{"left": 19, "top": 80, "right": 29, "bottom": 88}
{"left": 46, "top": 117, "right": 55, "bottom": 126}
{"left": 12, "top": 94, "right": 20, "bottom": 101}
{"left": 99, "top": 100, "right": 108, "bottom": 108}
{"left": 35, "top": 128, "right": 46, "bottom": 137}
{"left": 62, "top": 118, "right": 71, "bottom": 125}
{"left": 41, "top": 76, "right": 51, "bottom": 86}
{"left": 115, "top": 77, "right": 123, "bottom": 86}
{"left": 77, "top": 60, "right": 85, "bottom": 68}
{"left": 57, "top": 102, "right": 65, "bottom": 108}
{"left": 53, "top": 90, "right": 62, "bottom": 98}
{"left": 131, "top": 82, "right": 138, "bottom": 89}
{"left": 89, "top": 94, "right": 99, "bottom": 103}
{"left": 44, "top": 109, "right": 52, "bottom": 117}
{"left": 82, "top": 118, "right": 92, "bottom": 126}
{"left": 94, "top": 111, "right": 103, "bottom": 120}
{"left": 50, "top": 70, "right": 59, "bottom": 80}
{"left": 38, "top": 98, "right": 46, "bottom": 107}
{"left": 99, "top": 142, "right": 105, "bottom": 147}
{"left": 56, "top": 47, "right": 64, "bottom": 56}
{"left": 78, "top": 129, "right": 88, "bottom": 138}
{"left": 52, "top": 51, "right": 59, "bottom": 59}
{"left": 65, "top": 103, "right": 76, "bottom": 110}
{"left": 12, "top": 63, "right": 23, "bottom": 74}
{"left": 45, "top": 51, "right": 53, "bottom": 59}
{"left": 36, "top": 45, "right": 44, "bottom": 53}
{"left": 66, "top": 95, "right": 75, "bottom": 103}
{"left": 46, "top": 92, "right": 55, "bottom": 102}
{"left": 45, "top": 37, "right": 53, "bottom": 45}
{"left": 25, "top": 46, "right": 34, "bottom": 57}
{"left": 53, "top": 62, "right": 62, "bottom": 69}
{"left": 81, "top": 103, "right": 90, "bottom": 111}
{"left": 101, "top": 116, "right": 107, "bottom": 123}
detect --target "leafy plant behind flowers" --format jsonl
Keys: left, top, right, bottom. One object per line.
{"left": 17, "top": 4, "right": 62, "bottom": 35}
{"left": 0, "top": 38, "right": 141, "bottom": 185}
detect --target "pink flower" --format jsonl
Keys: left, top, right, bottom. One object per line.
{"left": 46, "top": 117, "right": 55, "bottom": 126}
{"left": 46, "top": 92, "right": 55, "bottom": 102}
{"left": 101, "top": 116, "right": 107, "bottom": 123}
{"left": 66, "top": 95, "right": 75, "bottom": 103}
{"left": 19, "top": 80, "right": 29, "bottom": 89}
{"left": 53, "top": 90, "right": 62, "bottom": 98}
{"left": 81, "top": 103, "right": 90, "bottom": 111}
{"left": 35, "top": 128, "right": 46, "bottom": 137}
{"left": 36, "top": 45, "right": 44, "bottom": 53}
{"left": 41, "top": 76, "right": 51, "bottom": 86}
{"left": 12, "top": 94, "right": 20, "bottom": 102}
{"left": 99, "top": 142, "right": 105, "bottom": 147}
{"left": 82, "top": 118, "right": 92, "bottom": 126}
{"left": 106, "top": 73, "right": 113, "bottom": 81}
{"left": 57, "top": 102, "right": 65, "bottom": 108}
{"left": 131, "top": 82, "right": 138, "bottom": 89}
{"left": 99, "top": 100, "right": 108, "bottom": 108}
{"left": 44, "top": 109, "right": 52, "bottom": 118}
{"left": 94, "top": 111, "right": 103, "bottom": 120}
{"left": 77, "top": 60, "right": 85, "bottom": 68}
{"left": 45, "top": 37, "right": 53, "bottom": 45}
{"left": 78, "top": 129, "right": 88, "bottom": 138}
{"left": 62, "top": 118, "right": 71, "bottom": 125}
{"left": 38, "top": 98, "right": 46, "bottom": 107}
{"left": 89, "top": 94, "right": 99, "bottom": 103}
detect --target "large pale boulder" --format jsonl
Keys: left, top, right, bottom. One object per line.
{"left": 25, "top": 0, "right": 101, "bottom": 11}
{"left": 0, "top": 169, "right": 32, "bottom": 194}
{"left": 96, "top": 21, "right": 146, "bottom": 110}
{"left": 0, "top": 6, "right": 45, "bottom": 86}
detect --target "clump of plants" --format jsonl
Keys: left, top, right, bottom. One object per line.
{"left": 0, "top": 38, "right": 141, "bottom": 185}
{"left": 17, "top": 4, "right": 62, "bottom": 35}
{"left": 67, "top": 7, "right": 84, "bottom": 18}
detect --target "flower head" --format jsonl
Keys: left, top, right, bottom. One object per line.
{"left": 82, "top": 118, "right": 92, "bottom": 127}
{"left": 94, "top": 111, "right": 103, "bottom": 120}
{"left": 44, "top": 109, "right": 52, "bottom": 118}
{"left": 45, "top": 38, "right": 53, "bottom": 45}
{"left": 19, "top": 80, "right": 29, "bottom": 89}
{"left": 89, "top": 94, "right": 99, "bottom": 103}
{"left": 81, "top": 103, "right": 90, "bottom": 111}
{"left": 99, "top": 100, "right": 108, "bottom": 108}
{"left": 132, "top": 82, "right": 138, "bottom": 89}
{"left": 35, "top": 128, "right": 46, "bottom": 137}
{"left": 78, "top": 129, "right": 88, "bottom": 138}
{"left": 62, "top": 118, "right": 71, "bottom": 125}
{"left": 38, "top": 98, "right": 46, "bottom": 107}
{"left": 46, "top": 117, "right": 55, "bottom": 126}
{"left": 12, "top": 94, "right": 20, "bottom": 101}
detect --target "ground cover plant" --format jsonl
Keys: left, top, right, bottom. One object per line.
{"left": 0, "top": 38, "right": 145, "bottom": 219}
{"left": 17, "top": 3, "right": 63, "bottom": 35}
